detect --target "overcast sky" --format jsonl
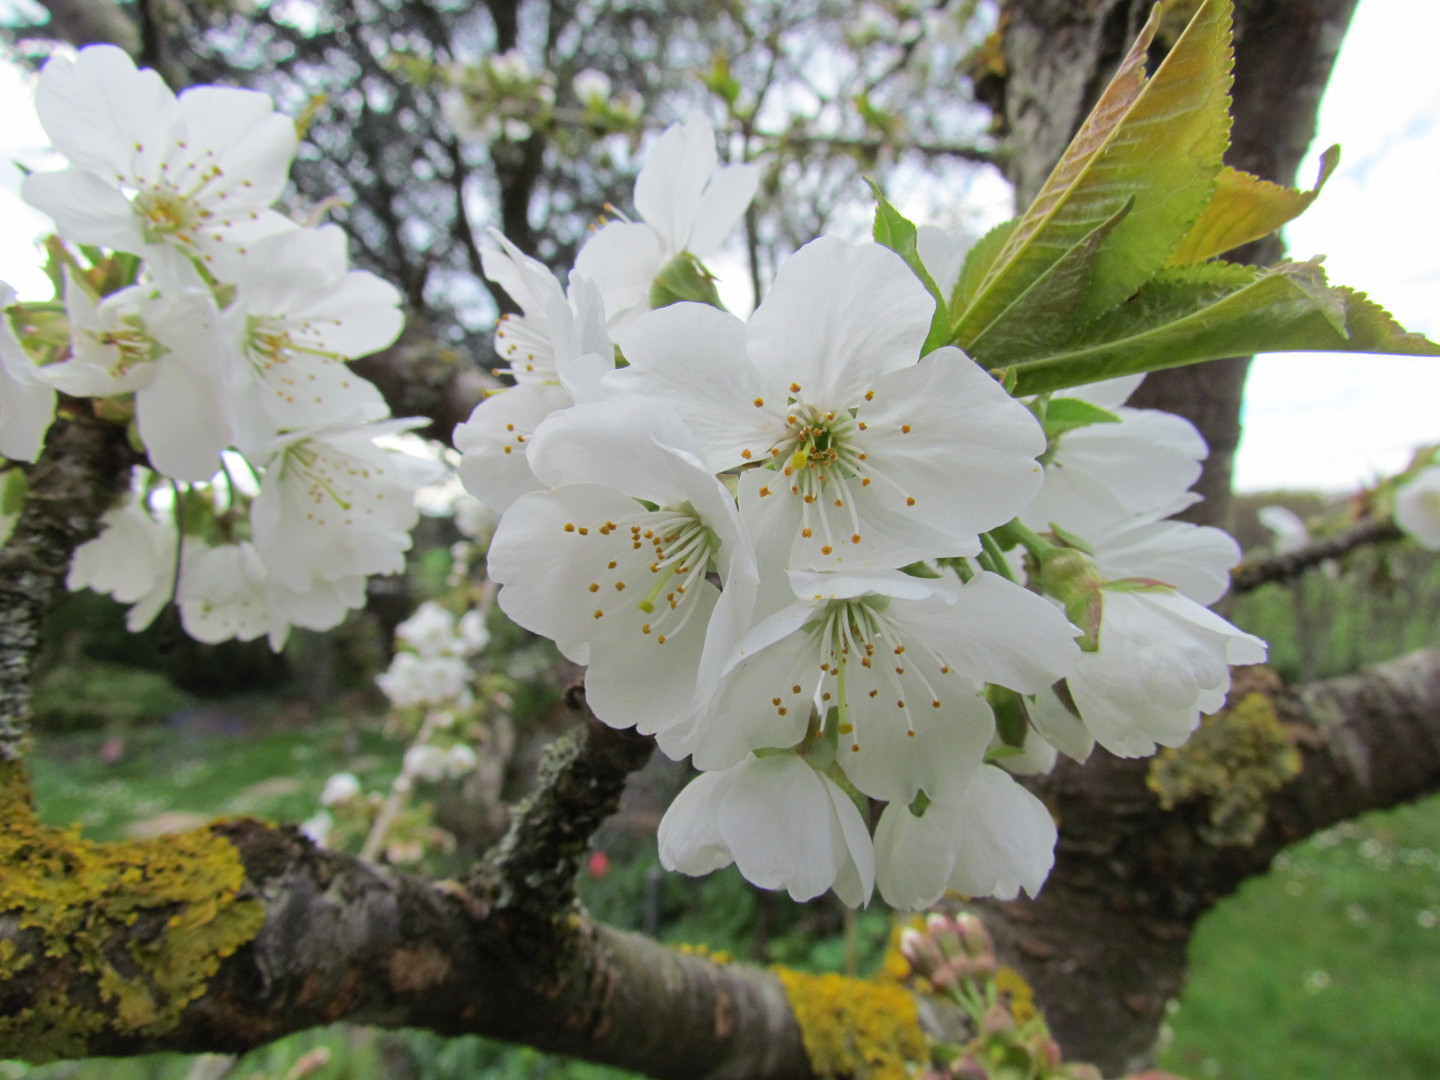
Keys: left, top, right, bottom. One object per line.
{"left": 2, "top": 4, "right": 1437, "bottom": 494}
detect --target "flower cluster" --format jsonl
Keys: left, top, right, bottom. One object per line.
{"left": 0, "top": 46, "right": 441, "bottom": 647}
{"left": 458, "top": 115, "right": 1265, "bottom": 909}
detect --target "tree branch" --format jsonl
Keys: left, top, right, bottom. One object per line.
{"left": 1231, "top": 517, "right": 1402, "bottom": 593}
{"left": 0, "top": 414, "right": 137, "bottom": 762}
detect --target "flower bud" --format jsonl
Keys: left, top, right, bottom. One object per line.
{"left": 900, "top": 926, "right": 945, "bottom": 980}
{"left": 1034, "top": 547, "right": 1105, "bottom": 651}
{"left": 980, "top": 1004, "right": 1014, "bottom": 1037}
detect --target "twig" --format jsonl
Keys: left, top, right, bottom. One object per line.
{"left": 479, "top": 686, "right": 653, "bottom": 921}
{"left": 1231, "top": 517, "right": 1402, "bottom": 593}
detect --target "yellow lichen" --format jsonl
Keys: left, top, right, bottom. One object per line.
{"left": 993, "top": 966, "right": 1036, "bottom": 1025}
{"left": 674, "top": 943, "right": 734, "bottom": 964}
{"left": 1147, "top": 692, "right": 1301, "bottom": 845}
{"left": 0, "top": 761, "right": 266, "bottom": 1062}
{"left": 773, "top": 966, "right": 928, "bottom": 1080}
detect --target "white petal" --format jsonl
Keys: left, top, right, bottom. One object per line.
{"left": 573, "top": 221, "right": 666, "bottom": 328}
{"left": 658, "top": 766, "right": 740, "bottom": 875}
{"left": 34, "top": 46, "right": 177, "bottom": 176}
{"left": 874, "top": 800, "right": 957, "bottom": 910}
{"left": 611, "top": 302, "right": 780, "bottom": 470}
{"left": 686, "top": 162, "right": 763, "bottom": 257}
{"left": 633, "top": 113, "right": 717, "bottom": 253}
{"left": 941, "top": 766, "right": 1056, "bottom": 900}
{"left": 22, "top": 169, "right": 142, "bottom": 251}
{"left": 747, "top": 238, "right": 934, "bottom": 407}
{"left": 454, "top": 383, "right": 571, "bottom": 513}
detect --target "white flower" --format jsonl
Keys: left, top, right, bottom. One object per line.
{"left": 1089, "top": 510, "right": 1242, "bottom": 607}
{"left": 487, "top": 397, "right": 757, "bottom": 734}
{"left": 300, "top": 810, "right": 334, "bottom": 846}
{"left": 222, "top": 224, "right": 396, "bottom": 447}
{"left": 612, "top": 237, "right": 1047, "bottom": 572}
{"left": 574, "top": 112, "right": 760, "bottom": 328}
{"left": 251, "top": 417, "right": 443, "bottom": 592}
{"left": 446, "top": 743, "right": 478, "bottom": 776}
{"left": 1022, "top": 375, "right": 1208, "bottom": 539}
{"left": 396, "top": 601, "right": 461, "bottom": 658}
{"left": 403, "top": 743, "right": 451, "bottom": 782}
{"left": 42, "top": 271, "right": 232, "bottom": 481}
{"left": 1257, "top": 505, "right": 1310, "bottom": 554}
{"left": 1395, "top": 465, "right": 1440, "bottom": 550}
{"left": 0, "top": 284, "right": 58, "bottom": 462}
{"left": 177, "top": 540, "right": 367, "bottom": 650}
{"left": 457, "top": 609, "right": 490, "bottom": 654}
{"left": 22, "top": 45, "right": 298, "bottom": 289}
{"left": 319, "top": 772, "right": 362, "bottom": 805}
{"left": 661, "top": 568, "right": 1079, "bottom": 803}
{"left": 454, "top": 231, "right": 612, "bottom": 512}
{"left": 376, "top": 652, "right": 472, "bottom": 708}
{"left": 1063, "top": 584, "right": 1267, "bottom": 757}
{"left": 573, "top": 69, "right": 612, "bottom": 107}
{"left": 874, "top": 764, "right": 1056, "bottom": 909}
{"left": 68, "top": 486, "right": 178, "bottom": 631}
{"left": 658, "top": 752, "right": 875, "bottom": 906}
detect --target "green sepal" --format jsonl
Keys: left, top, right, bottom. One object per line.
{"left": 986, "top": 685, "right": 1029, "bottom": 748}
{"left": 866, "top": 180, "right": 951, "bottom": 354}
{"left": 649, "top": 252, "right": 725, "bottom": 310}
{"left": 1047, "top": 521, "right": 1095, "bottom": 556}
{"left": 1102, "top": 576, "right": 1175, "bottom": 594}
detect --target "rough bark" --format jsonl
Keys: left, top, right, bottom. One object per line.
{"left": 0, "top": 415, "right": 138, "bottom": 761}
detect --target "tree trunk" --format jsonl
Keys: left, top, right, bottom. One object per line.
{"left": 986, "top": 0, "right": 1360, "bottom": 1070}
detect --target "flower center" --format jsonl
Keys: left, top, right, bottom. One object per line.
{"left": 134, "top": 187, "right": 205, "bottom": 244}
{"left": 799, "top": 597, "right": 954, "bottom": 753}
{"left": 777, "top": 405, "right": 870, "bottom": 553}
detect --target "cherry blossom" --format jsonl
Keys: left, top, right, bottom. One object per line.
{"left": 0, "top": 285, "right": 57, "bottom": 463}
{"left": 22, "top": 45, "right": 298, "bottom": 289}
{"left": 1395, "top": 465, "right": 1440, "bottom": 550}
{"left": 487, "top": 398, "right": 757, "bottom": 734}
{"left": 611, "top": 237, "right": 1047, "bottom": 571}
{"left": 660, "top": 568, "right": 1079, "bottom": 800}
{"left": 574, "top": 113, "right": 760, "bottom": 328}
{"left": 657, "top": 752, "right": 875, "bottom": 906}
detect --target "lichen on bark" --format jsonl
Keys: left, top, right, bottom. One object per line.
{"left": 1147, "top": 691, "right": 1301, "bottom": 844}
{"left": 0, "top": 761, "right": 265, "bottom": 1062}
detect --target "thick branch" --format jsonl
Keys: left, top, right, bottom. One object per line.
{"left": 984, "top": 646, "right": 1440, "bottom": 1073}
{"left": 0, "top": 414, "right": 136, "bottom": 761}
{"left": 1231, "top": 517, "right": 1402, "bottom": 593}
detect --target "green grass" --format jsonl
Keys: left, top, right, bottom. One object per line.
{"left": 28, "top": 708, "right": 398, "bottom": 841}
{"left": 1158, "top": 795, "right": 1440, "bottom": 1080}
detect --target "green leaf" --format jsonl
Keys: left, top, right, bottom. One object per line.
{"left": 965, "top": 198, "right": 1132, "bottom": 365}
{"left": 950, "top": 216, "right": 1018, "bottom": 317}
{"left": 1167, "top": 145, "right": 1340, "bottom": 266}
{"left": 867, "top": 180, "right": 950, "bottom": 353}
{"left": 1040, "top": 397, "right": 1123, "bottom": 440}
{"left": 1009, "top": 260, "right": 1440, "bottom": 396}
{"left": 952, "top": 0, "right": 1233, "bottom": 347}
